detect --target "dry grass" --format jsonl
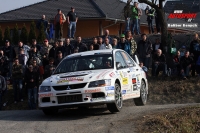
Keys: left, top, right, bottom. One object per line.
{"left": 135, "top": 106, "right": 200, "bottom": 133}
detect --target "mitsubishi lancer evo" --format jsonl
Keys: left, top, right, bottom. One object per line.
{"left": 38, "top": 49, "right": 148, "bottom": 115}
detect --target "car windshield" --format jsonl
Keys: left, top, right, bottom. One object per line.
{"left": 53, "top": 54, "right": 113, "bottom": 74}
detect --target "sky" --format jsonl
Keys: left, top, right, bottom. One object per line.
{"left": 0, "top": 0, "right": 168, "bottom": 14}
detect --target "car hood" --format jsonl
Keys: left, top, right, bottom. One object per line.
{"left": 41, "top": 69, "right": 113, "bottom": 86}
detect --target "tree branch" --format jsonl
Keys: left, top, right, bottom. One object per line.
{"left": 138, "top": 0, "right": 159, "bottom": 10}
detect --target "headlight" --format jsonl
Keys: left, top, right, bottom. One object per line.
{"left": 39, "top": 86, "right": 51, "bottom": 92}
{"left": 88, "top": 79, "right": 111, "bottom": 88}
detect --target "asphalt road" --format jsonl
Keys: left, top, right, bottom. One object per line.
{"left": 0, "top": 102, "right": 199, "bottom": 133}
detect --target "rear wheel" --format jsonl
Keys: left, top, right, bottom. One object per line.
{"left": 134, "top": 80, "right": 147, "bottom": 106}
{"left": 42, "top": 108, "right": 58, "bottom": 115}
{"left": 107, "top": 83, "right": 123, "bottom": 113}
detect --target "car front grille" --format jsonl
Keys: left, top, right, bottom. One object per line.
{"left": 57, "top": 94, "right": 82, "bottom": 104}
{"left": 52, "top": 83, "right": 87, "bottom": 91}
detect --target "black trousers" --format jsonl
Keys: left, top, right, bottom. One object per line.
{"left": 55, "top": 23, "right": 63, "bottom": 40}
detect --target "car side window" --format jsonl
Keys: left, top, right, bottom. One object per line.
{"left": 120, "top": 51, "right": 136, "bottom": 67}
{"left": 115, "top": 52, "right": 127, "bottom": 69}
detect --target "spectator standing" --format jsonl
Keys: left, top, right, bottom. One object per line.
{"left": 54, "top": 9, "right": 66, "bottom": 40}
{"left": 0, "top": 58, "right": 9, "bottom": 78}
{"left": 12, "top": 58, "right": 24, "bottom": 103}
{"left": 67, "top": 7, "right": 78, "bottom": 39}
{"left": 99, "top": 37, "right": 112, "bottom": 50}
{"left": 40, "top": 39, "right": 53, "bottom": 58}
{"left": 0, "top": 75, "right": 7, "bottom": 110}
{"left": 152, "top": 38, "right": 162, "bottom": 55}
{"left": 64, "top": 38, "right": 73, "bottom": 56}
{"left": 18, "top": 49, "right": 28, "bottom": 75}
{"left": 131, "top": 2, "right": 139, "bottom": 35}
{"left": 117, "top": 34, "right": 131, "bottom": 55}
{"left": 28, "top": 46, "right": 42, "bottom": 66}
{"left": 152, "top": 49, "right": 167, "bottom": 77}
{"left": 73, "top": 36, "right": 88, "bottom": 52}
{"left": 44, "top": 58, "right": 56, "bottom": 79}
{"left": 91, "top": 37, "right": 99, "bottom": 50}
{"left": 126, "top": 30, "right": 137, "bottom": 56}
{"left": 102, "top": 29, "right": 112, "bottom": 44}
{"left": 123, "top": 0, "right": 132, "bottom": 34}
{"left": 25, "top": 64, "right": 39, "bottom": 109}
{"left": 155, "top": 4, "right": 161, "bottom": 34}
{"left": 31, "top": 39, "right": 41, "bottom": 51}
{"left": 179, "top": 45, "right": 187, "bottom": 57}
{"left": 189, "top": 33, "right": 200, "bottom": 76}
{"left": 180, "top": 51, "right": 193, "bottom": 79}
{"left": 146, "top": 7, "right": 155, "bottom": 34}
{"left": 137, "top": 34, "right": 152, "bottom": 69}
{"left": 2, "top": 40, "right": 16, "bottom": 77}
{"left": 196, "top": 55, "right": 200, "bottom": 77}
{"left": 37, "top": 15, "right": 49, "bottom": 40}
{"left": 49, "top": 41, "right": 59, "bottom": 59}
{"left": 54, "top": 51, "right": 63, "bottom": 66}
{"left": 17, "top": 40, "right": 30, "bottom": 59}
{"left": 112, "top": 38, "right": 118, "bottom": 49}
{"left": 55, "top": 40, "right": 65, "bottom": 57}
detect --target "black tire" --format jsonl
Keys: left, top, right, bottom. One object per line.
{"left": 42, "top": 108, "right": 58, "bottom": 115}
{"left": 107, "top": 83, "right": 123, "bottom": 113}
{"left": 134, "top": 80, "right": 147, "bottom": 106}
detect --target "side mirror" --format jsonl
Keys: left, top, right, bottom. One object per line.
{"left": 116, "top": 62, "right": 122, "bottom": 69}
{"left": 134, "top": 55, "right": 139, "bottom": 65}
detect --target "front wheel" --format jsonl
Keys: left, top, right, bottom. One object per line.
{"left": 134, "top": 80, "right": 147, "bottom": 106}
{"left": 107, "top": 83, "right": 123, "bottom": 113}
{"left": 42, "top": 108, "right": 58, "bottom": 115}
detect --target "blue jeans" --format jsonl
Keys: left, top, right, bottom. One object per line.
{"left": 182, "top": 66, "right": 190, "bottom": 77}
{"left": 13, "top": 79, "right": 23, "bottom": 101}
{"left": 124, "top": 18, "right": 130, "bottom": 34}
{"left": 138, "top": 19, "right": 141, "bottom": 34}
{"left": 148, "top": 20, "right": 154, "bottom": 34}
{"left": 139, "top": 57, "right": 150, "bottom": 69}
{"left": 44, "top": 30, "right": 49, "bottom": 40}
{"left": 132, "top": 18, "right": 139, "bottom": 35}
{"left": 28, "top": 88, "right": 37, "bottom": 109}
{"left": 68, "top": 21, "right": 76, "bottom": 38}
{"left": 152, "top": 63, "right": 167, "bottom": 76}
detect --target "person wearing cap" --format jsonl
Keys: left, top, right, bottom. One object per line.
{"left": 131, "top": 2, "right": 139, "bottom": 35}
{"left": 117, "top": 34, "right": 131, "bottom": 55}
{"left": 99, "top": 37, "right": 112, "bottom": 50}
{"left": 179, "top": 45, "right": 187, "bottom": 57}
{"left": 137, "top": 34, "right": 152, "bottom": 69}
{"left": 54, "top": 9, "right": 66, "bottom": 40}
{"left": 180, "top": 51, "right": 193, "bottom": 79}
{"left": 2, "top": 40, "right": 16, "bottom": 77}
{"left": 40, "top": 39, "right": 53, "bottom": 58}
{"left": 37, "top": 15, "right": 49, "bottom": 40}
{"left": 146, "top": 6, "right": 155, "bottom": 34}
{"left": 67, "top": 7, "right": 78, "bottom": 39}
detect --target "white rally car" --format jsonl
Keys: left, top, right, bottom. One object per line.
{"left": 38, "top": 49, "right": 148, "bottom": 115}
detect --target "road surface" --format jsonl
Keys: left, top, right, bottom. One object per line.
{"left": 0, "top": 101, "right": 199, "bottom": 133}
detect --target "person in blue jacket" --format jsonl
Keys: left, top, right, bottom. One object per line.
{"left": 117, "top": 34, "right": 131, "bottom": 55}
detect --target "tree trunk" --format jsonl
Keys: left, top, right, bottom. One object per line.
{"left": 158, "top": 9, "right": 168, "bottom": 54}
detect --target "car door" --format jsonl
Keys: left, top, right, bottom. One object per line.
{"left": 120, "top": 51, "right": 141, "bottom": 99}
{"left": 115, "top": 51, "right": 130, "bottom": 96}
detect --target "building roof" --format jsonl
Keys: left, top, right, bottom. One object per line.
{"left": 0, "top": 0, "right": 126, "bottom": 22}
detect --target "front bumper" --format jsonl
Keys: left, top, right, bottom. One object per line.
{"left": 38, "top": 86, "right": 115, "bottom": 108}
